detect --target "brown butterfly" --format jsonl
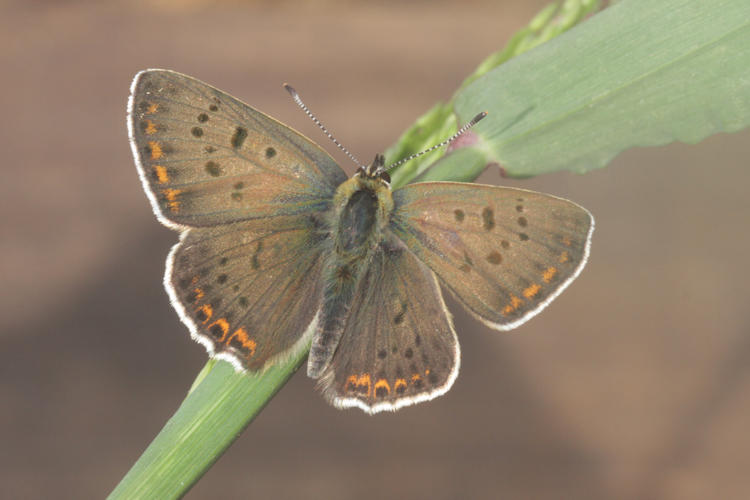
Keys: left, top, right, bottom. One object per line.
{"left": 128, "top": 69, "right": 593, "bottom": 413}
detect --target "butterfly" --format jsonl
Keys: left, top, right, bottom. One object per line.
{"left": 127, "top": 69, "right": 594, "bottom": 414}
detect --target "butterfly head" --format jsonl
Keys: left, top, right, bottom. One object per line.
{"left": 359, "top": 154, "right": 391, "bottom": 184}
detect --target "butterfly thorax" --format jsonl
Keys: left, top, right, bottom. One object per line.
{"left": 307, "top": 168, "right": 394, "bottom": 378}
{"left": 331, "top": 174, "right": 393, "bottom": 258}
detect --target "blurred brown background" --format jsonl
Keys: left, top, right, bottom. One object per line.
{"left": 2, "top": 1, "right": 749, "bottom": 499}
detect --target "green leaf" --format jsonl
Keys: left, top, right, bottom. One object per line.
{"left": 411, "top": 147, "right": 491, "bottom": 185}
{"left": 384, "top": 102, "right": 456, "bottom": 188}
{"left": 454, "top": 0, "right": 750, "bottom": 177}
{"left": 388, "top": 0, "right": 603, "bottom": 187}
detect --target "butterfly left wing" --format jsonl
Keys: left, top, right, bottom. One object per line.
{"left": 167, "top": 215, "right": 326, "bottom": 372}
{"left": 128, "top": 69, "right": 347, "bottom": 228}
{"left": 390, "top": 182, "right": 593, "bottom": 331}
{"left": 127, "top": 70, "right": 340, "bottom": 372}
{"left": 318, "top": 236, "right": 459, "bottom": 414}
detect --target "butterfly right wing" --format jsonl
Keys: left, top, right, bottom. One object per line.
{"left": 167, "top": 215, "right": 326, "bottom": 371}
{"left": 128, "top": 69, "right": 347, "bottom": 229}
{"left": 390, "top": 182, "right": 593, "bottom": 331}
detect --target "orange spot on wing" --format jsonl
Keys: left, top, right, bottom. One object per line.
{"left": 144, "top": 119, "right": 157, "bottom": 134}
{"left": 374, "top": 379, "right": 391, "bottom": 397}
{"left": 502, "top": 294, "right": 524, "bottom": 316}
{"left": 424, "top": 369, "right": 430, "bottom": 376}
{"left": 411, "top": 373, "right": 422, "bottom": 383}
{"left": 162, "top": 188, "right": 181, "bottom": 212}
{"left": 354, "top": 374, "right": 371, "bottom": 396}
{"left": 523, "top": 283, "right": 541, "bottom": 299}
{"left": 394, "top": 378, "right": 407, "bottom": 392}
{"left": 209, "top": 318, "right": 230, "bottom": 339}
{"left": 542, "top": 266, "right": 558, "bottom": 283}
{"left": 559, "top": 251, "right": 569, "bottom": 264}
{"left": 193, "top": 288, "right": 204, "bottom": 300}
{"left": 229, "top": 327, "right": 256, "bottom": 356}
{"left": 154, "top": 165, "right": 169, "bottom": 184}
{"left": 214, "top": 319, "right": 229, "bottom": 332}
{"left": 162, "top": 188, "right": 179, "bottom": 200}
{"left": 146, "top": 103, "right": 159, "bottom": 114}
{"left": 344, "top": 374, "right": 373, "bottom": 396}
{"left": 197, "top": 304, "right": 213, "bottom": 323}
{"left": 148, "top": 141, "right": 163, "bottom": 160}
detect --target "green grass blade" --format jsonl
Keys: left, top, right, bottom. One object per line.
{"left": 107, "top": 346, "right": 308, "bottom": 499}
{"left": 454, "top": 0, "right": 750, "bottom": 177}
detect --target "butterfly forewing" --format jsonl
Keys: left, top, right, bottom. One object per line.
{"left": 128, "top": 69, "right": 347, "bottom": 228}
{"left": 319, "top": 236, "right": 459, "bottom": 414}
{"left": 391, "top": 182, "right": 593, "bottom": 330}
{"left": 168, "top": 215, "right": 326, "bottom": 371}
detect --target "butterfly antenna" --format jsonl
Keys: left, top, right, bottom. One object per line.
{"left": 386, "top": 111, "right": 488, "bottom": 171}
{"left": 284, "top": 84, "right": 364, "bottom": 169}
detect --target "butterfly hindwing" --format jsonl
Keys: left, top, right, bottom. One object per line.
{"left": 127, "top": 69, "right": 347, "bottom": 228}
{"left": 167, "top": 215, "right": 326, "bottom": 371}
{"left": 318, "top": 235, "right": 459, "bottom": 414}
{"left": 390, "top": 182, "right": 593, "bottom": 330}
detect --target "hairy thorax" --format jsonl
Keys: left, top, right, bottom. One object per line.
{"left": 330, "top": 174, "right": 393, "bottom": 267}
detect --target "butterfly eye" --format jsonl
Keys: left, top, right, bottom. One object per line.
{"left": 380, "top": 171, "right": 391, "bottom": 183}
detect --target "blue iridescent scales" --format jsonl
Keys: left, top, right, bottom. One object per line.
{"left": 127, "top": 69, "right": 593, "bottom": 414}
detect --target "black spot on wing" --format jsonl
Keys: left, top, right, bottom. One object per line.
{"left": 482, "top": 207, "right": 495, "bottom": 230}
{"left": 231, "top": 127, "right": 248, "bottom": 149}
